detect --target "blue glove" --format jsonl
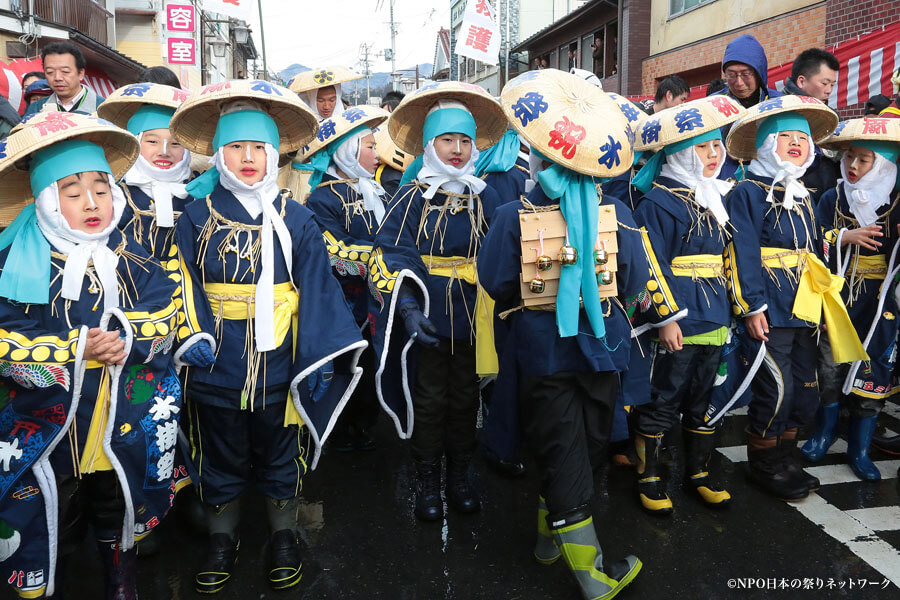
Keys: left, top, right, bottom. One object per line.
{"left": 180, "top": 340, "right": 215, "bottom": 368}
{"left": 398, "top": 298, "right": 440, "bottom": 348}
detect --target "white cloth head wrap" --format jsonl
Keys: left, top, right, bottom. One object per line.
{"left": 417, "top": 100, "right": 486, "bottom": 200}
{"left": 840, "top": 150, "right": 898, "bottom": 227}
{"left": 747, "top": 133, "right": 815, "bottom": 211}
{"left": 303, "top": 84, "right": 345, "bottom": 120}
{"left": 123, "top": 132, "right": 192, "bottom": 227}
{"left": 659, "top": 141, "right": 733, "bottom": 226}
{"left": 35, "top": 175, "right": 125, "bottom": 312}
{"left": 329, "top": 127, "right": 387, "bottom": 224}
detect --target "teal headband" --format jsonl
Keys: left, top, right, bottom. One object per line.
{"left": 126, "top": 104, "right": 176, "bottom": 136}
{"left": 632, "top": 130, "right": 722, "bottom": 194}
{"left": 422, "top": 107, "right": 476, "bottom": 146}
{"left": 855, "top": 140, "right": 900, "bottom": 164}
{"left": 296, "top": 124, "right": 372, "bottom": 189}
{"left": 30, "top": 140, "right": 112, "bottom": 197}
{"left": 212, "top": 109, "right": 280, "bottom": 151}
{"left": 755, "top": 112, "right": 811, "bottom": 148}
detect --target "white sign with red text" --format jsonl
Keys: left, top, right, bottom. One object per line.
{"left": 454, "top": 0, "right": 500, "bottom": 66}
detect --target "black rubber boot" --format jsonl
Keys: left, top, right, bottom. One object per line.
{"left": 683, "top": 428, "right": 731, "bottom": 508}
{"left": 414, "top": 459, "right": 443, "bottom": 521}
{"left": 483, "top": 446, "right": 526, "bottom": 477}
{"left": 446, "top": 455, "right": 481, "bottom": 514}
{"left": 635, "top": 432, "right": 673, "bottom": 515}
{"left": 873, "top": 431, "right": 900, "bottom": 455}
{"left": 746, "top": 430, "right": 808, "bottom": 501}
{"left": 781, "top": 428, "right": 820, "bottom": 491}
{"left": 96, "top": 534, "right": 138, "bottom": 600}
{"left": 264, "top": 497, "right": 303, "bottom": 590}
{"left": 195, "top": 502, "right": 240, "bottom": 594}
{"left": 175, "top": 486, "right": 209, "bottom": 537}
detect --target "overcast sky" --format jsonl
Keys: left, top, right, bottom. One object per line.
{"left": 244, "top": 0, "right": 451, "bottom": 74}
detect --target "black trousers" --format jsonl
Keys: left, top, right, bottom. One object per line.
{"left": 57, "top": 470, "right": 125, "bottom": 556}
{"left": 749, "top": 327, "right": 819, "bottom": 437}
{"left": 519, "top": 370, "right": 618, "bottom": 516}
{"left": 816, "top": 333, "right": 884, "bottom": 418}
{"left": 335, "top": 340, "right": 380, "bottom": 432}
{"left": 635, "top": 344, "right": 721, "bottom": 434}
{"left": 186, "top": 382, "right": 311, "bottom": 505}
{"left": 411, "top": 340, "right": 479, "bottom": 461}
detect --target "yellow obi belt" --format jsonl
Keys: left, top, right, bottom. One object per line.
{"left": 760, "top": 247, "right": 867, "bottom": 364}
{"left": 420, "top": 254, "right": 498, "bottom": 377}
{"left": 671, "top": 254, "right": 725, "bottom": 280}
{"left": 845, "top": 253, "right": 888, "bottom": 280}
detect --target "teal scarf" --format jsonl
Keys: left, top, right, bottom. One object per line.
{"left": 295, "top": 124, "right": 371, "bottom": 190}
{"left": 474, "top": 129, "right": 520, "bottom": 176}
{"left": 0, "top": 205, "right": 50, "bottom": 304}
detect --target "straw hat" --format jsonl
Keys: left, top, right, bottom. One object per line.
{"left": 373, "top": 124, "right": 415, "bottom": 172}
{"left": 0, "top": 111, "right": 139, "bottom": 226}
{"left": 169, "top": 79, "right": 318, "bottom": 156}
{"left": 725, "top": 95, "right": 838, "bottom": 160}
{"left": 288, "top": 66, "right": 363, "bottom": 94}
{"left": 634, "top": 95, "right": 746, "bottom": 153}
{"left": 296, "top": 105, "right": 389, "bottom": 162}
{"left": 499, "top": 69, "right": 633, "bottom": 178}
{"left": 96, "top": 82, "right": 192, "bottom": 129}
{"left": 818, "top": 117, "right": 900, "bottom": 150}
{"left": 388, "top": 81, "right": 507, "bottom": 155}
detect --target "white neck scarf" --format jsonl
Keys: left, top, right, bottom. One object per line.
{"left": 840, "top": 151, "right": 898, "bottom": 227}
{"left": 216, "top": 143, "right": 293, "bottom": 352}
{"left": 417, "top": 139, "right": 485, "bottom": 200}
{"left": 35, "top": 176, "right": 124, "bottom": 312}
{"left": 123, "top": 135, "right": 192, "bottom": 227}
{"left": 659, "top": 143, "right": 733, "bottom": 226}
{"left": 747, "top": 133, "right": 814, "bottom": 212}
{"left": 331, "top": 128, "right": 387, "bottom": 224}
{"left": 303, "top": 84, "right": 345, "bottom": 120}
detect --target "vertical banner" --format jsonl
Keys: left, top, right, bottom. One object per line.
{"left": 454, "top": 0, "right": 501, "bottom": 66}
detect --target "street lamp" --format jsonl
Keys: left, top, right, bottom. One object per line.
{"left": 232, "top": 23, "right": 250, "bottom": 45}
{"left": 209, "top": 36, "right": 230, "bottom": 58}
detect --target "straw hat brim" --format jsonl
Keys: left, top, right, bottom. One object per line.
{"left": 726, "top": 101, "right": 838, "bottom": 160}
{"left": 817, "top": 117, "right": 900, "bottom": 150}
{"left": 388, "top": 88, "right": 507, "bottom": 155}
{"left": 373, "top": 125, "right": 415, "bottom": 172}
{"left": 170, "top": 81, "right": 319, "bottom": 156}
{"left": 0, "top": 116, "right": 139, "bottom": 226}
{"left": 634, "top": 95, "right": 747, "bottom": 152}
{"left": 288, "top": 67, "right": 363, "bottom": 94}
{"left": 96, "top": 83, "right": 191, "bottom": 130}
{"left": 298, "top": 110, "right": 389, "bottom": 161}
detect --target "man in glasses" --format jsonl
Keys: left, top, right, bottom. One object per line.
{"left": 719, "top": 34, "right": 782, "bottom": 108}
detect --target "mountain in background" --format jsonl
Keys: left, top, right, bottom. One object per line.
{"left": 278, "top": 63, "right": 434, "bottom": 90}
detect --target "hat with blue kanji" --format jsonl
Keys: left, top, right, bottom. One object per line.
{"left": 818, "top": 116, "right": 900, "bottom": 153}
{"left": 500, "top": 68, "right": 633, "bottom": 178}
{"left": 388, "top": 81, "right": 507, "bottom": 155}
{"left": 296, "top": 105, "right": 389, "bottom": 162}
{"left": 169, "top": 79, "right": 318, "bottom": 156}
{"left": 0, "top": 111, "right": 139, "bottom": 226}
{"left": 725, "top": 94, "right": 838, "bottom": 160}
{"left": 634, "top": 95, "right": 746, "bottom": 153}
{"left": 288, "top": 66, "right": 363, "bottom": 94}
{"left": 97, "top": 82, "right": 192, "bottom": 133}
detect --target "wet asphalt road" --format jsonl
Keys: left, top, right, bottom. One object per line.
{"left": 9, "top": 406, "right": 900, "bottom": 600}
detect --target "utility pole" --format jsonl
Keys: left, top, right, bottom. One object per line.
{"left": 359, "top": 43, "right": 373, "bottom": 104}
{"left": 389, "top": 0, "right": 398, "bottom": 91}
{"left": 257, "top": 0, "right": 268, "bottom": 79}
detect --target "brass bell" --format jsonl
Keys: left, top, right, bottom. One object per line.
{"left": 537, "top": 255, "right": 553, "bottom": 271}
{"left": 594, "top": 248, "right": 608, "bottom": 266}
{"left": 529, "top": 277, "right": 546, "bottom": 293}
{"left": 598, "top": 270, "right": 614, "bottom": 285}
{"left": 559, "top": 245, "right": 578, "bottom": 266}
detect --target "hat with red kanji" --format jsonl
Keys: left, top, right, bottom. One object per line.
{"left": 634, "top": 95, "right": 746, "bottom": 153}
{"left": 818, "top": 117, "right": 900, "bottom": 152}
{"left": 499, "top": 68, "right": 633, "bottom": 178}
{"left": 725, "top": 94, "right": 838, "bottom": 160}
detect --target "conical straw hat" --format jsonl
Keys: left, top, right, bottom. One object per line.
{"left": 634, "top": 95, "right": 746, "bottom": 152}
{"left": 818, "top": 116, "right": 900, "bottom": 150}
{"left": 0, "top": 111, "right": 139, "bottom": 226}
{"left": 296, "top": 105, "right": 389, "bottom": 162}
{"left": 169, "top": 79, "right": 318, "bottom": 156}
{"left": 97, "top": 82, "right": 192, "bottom": 130}
{"left": 725, "top": 95, "right": 838, "bottom": 160}
{"left": 500, "top": 69, "right": 633, "bottom": 178}
{"left": 288, "top": 66, "right": 363, "bottom": 94}
{"left": 373, "top": 124, "right": 415, "bottom": 172}
{"left": 388, "top": 81, "right": 507, "bottom": 155}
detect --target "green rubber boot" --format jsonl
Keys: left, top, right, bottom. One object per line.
{"left": 534, "top": 496, "right": 561, "bottom": 565}
{"left": 549, "top": 507, "right": 642, "bottom": 600}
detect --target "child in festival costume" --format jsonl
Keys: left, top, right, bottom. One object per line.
{"left": 169, "top": 79, "right": 367, "bottom": 593}
{"left": 628, "top": 95, "right": 747, "bottom": 514}
{"left": 801, "top": 117, "right": 900, "bottom": 480}
{"left": 97, "top": 83, "right": 194, "bottom": 262}
{"left": 288, "top": 66, "right": 362, "bottom": 120}
{"left": 301, "top": 105, "right": 390, "bottom": 450}
{"left": 0, "top": 112, "right": 211, "bottom": 599}
{"left": 368, "top": 81, "right": 506, "bottom": 521}
{"left": 724, "top": 95, "right": 865, "bottom": 501}
{"left": 479, "top": 69, "right": 668, "bottom": 600}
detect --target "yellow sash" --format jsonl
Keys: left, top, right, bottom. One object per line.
{"left": 846, "top": 253, "right": 888, "bottom": 280}
{"left": 760, "top": 247, "right": 867, "bottom": 363}
{"left": 670, "top": 254, "right": 725, "bottom": 279}
{"left": 203, "top": 281, "right": 305, "bottom": 426}
{"left": 80, "top": 365, "right": 112, "bottom": 473}
{"left": 420, "top": 255, "right": 498, "bottom": 377}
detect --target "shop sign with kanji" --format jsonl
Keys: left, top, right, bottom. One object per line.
{"left": 166, "top": 3, "right": 195, "bottom": 32}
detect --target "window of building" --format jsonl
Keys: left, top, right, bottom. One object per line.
{"left": 669, "top": 0, "right": 716, "bottom": 19}
{"left": 581, "top": 34, "right": 594, "bottom": 75}
{"left": 605, "top": 21, "right": 618, "bottom": 77}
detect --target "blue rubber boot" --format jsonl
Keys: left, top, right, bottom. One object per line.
{"left": 847, "top": 415, "right": 881, "bottom": 481}
{"left": 801, "top": 403, "right": 839, "bottom": 462}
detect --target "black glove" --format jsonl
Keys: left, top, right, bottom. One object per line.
{"left": 396, "top": 288, "right": 440, "bottom": 348}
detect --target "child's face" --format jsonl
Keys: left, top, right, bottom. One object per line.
{"left": 57, "top": 171, "right": 113, "bottom": 233}
{"left": 140, "top": 128, "right": 186, "bottom": 170}
{"left": 316, "top": 86, "right": 338, "bottom": 118}
{"left": 357, "top": 134, "right": 378, "bottom": 175}
{"left": 432, "top": 133, "right": 472, "bottom": 169}
{"left": 693, "top": 140, "right": 722, "bottom": 177}
{"left": 774, "top": 130, "right": 811, "bottom": 166}
{"left": 844, "top": 146, "right": 876, "bottom": 183}
{"left": 222, "top": 141, "right": 267, "bottom": 185}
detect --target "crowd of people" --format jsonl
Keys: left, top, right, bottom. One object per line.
{"left": 0, "top": 32, "right": 899, "bottom": 600}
